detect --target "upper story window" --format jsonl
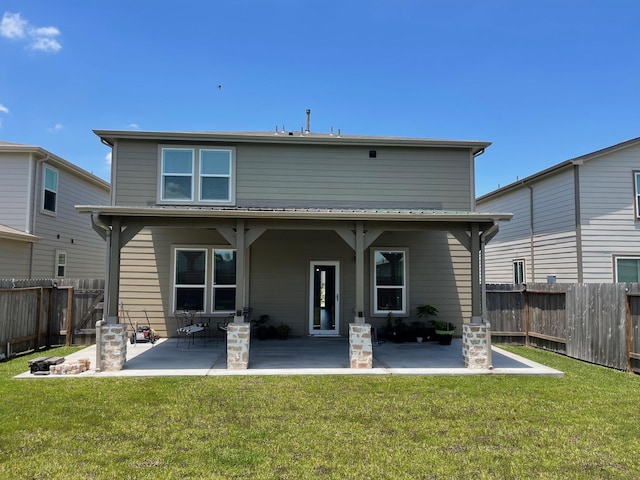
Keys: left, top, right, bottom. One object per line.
{"left": 160, "top": 147, "right": 235, "bottom": 204}
{"left": 43, "top": 166, "right": 58, "bottom": 213}
{"left": 373, "top": 248, "right": 407, "bottom": 315}
{"left": 634, "top": 171, "right": 640, "bottom": 218}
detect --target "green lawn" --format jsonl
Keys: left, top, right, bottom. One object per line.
{"left": 1, "top": 346, "right": 639, "bottom": 479}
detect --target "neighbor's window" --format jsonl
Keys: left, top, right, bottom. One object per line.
{"left": 55, "top": 250, "right": 66, "bottom": 277}
{"left": 616, "top": 257, "right": 640, "bottom": 282}
{"left": 373, "top": 249, "right": 407, "bottom": 314}
{"left": 212, "top": 249, "right": 236, "bottom": 312}
{"left": 161, "top": 148, "right": 194, "bottom": 201}
{"left": 174, "top": 248, "right": 207, "bottom": 311}
{"left": 160, "top": 147, "right": 234, "bottom": 204}
{"left": 43, "top": 166, "right": 58, "bottom": 213}
{"left": 634, "top": 171, "right": 640, "bottom": 218}
{"left": 513, "top": 259, "right": 526, "bottom": 284}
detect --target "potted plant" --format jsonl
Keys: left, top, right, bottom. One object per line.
{"left": 252, "top": 314, "right": 270, "bottom": 340}
{"left": 383, "top": 312, "right": 406, "bottom": 343}
{"left": 416, "top": 304, "right": 439, "bottom": 341}
{"left": 277, "top": 322, "right": 291, "bottom": 340}
{"left": 434, "top": 321, "right": 456, "bottom": 345}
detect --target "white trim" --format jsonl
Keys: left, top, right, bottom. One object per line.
{"left": 55, "top": 249, "right": 67, "bottom": 278}
{"left": 211, "top": 247, "right": 237, "bottom": 314}
{"left": 513, "top": 258, "right": 526, "bottom": 284}
{"left": 614, "top": 255, "right": 640, "bottom": 282}
{"left": 158, "top": 145, "right": 236, "bottom": 206}
{"left": 371, "top": 248, "right": 408, "bottom": 316}
{"left": 308, "top": 261, "right": 340, "bottom": 336}
{"left": 42, "top": 164, "right": 58, "bottom": 215}
{"left": 172, "top": 246, "right": 208, "bottom": 313}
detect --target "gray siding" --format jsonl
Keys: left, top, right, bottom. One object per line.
{"left": 0, "top": 238, "right": 31, "bottom": 278}
{"left": 118, "top": 226, "right": 473, "bottom": 337}
{"left": 31, "top": 161, "right": 109, "bottom": 278}
{"left": 0, "top": 152, "right": 31, "bottom": 231}
{"left": 478, "top": 168, "right": 577, "bottom": 283}
{"left": 579, "top": 144, "right": 640, "bottom": 281}
{"left": 113, "top": 139, "right": 473, "bottom": 210}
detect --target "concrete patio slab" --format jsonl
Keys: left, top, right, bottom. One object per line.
{"left": 15, "top": 337, "right": 563, "bottom": 378}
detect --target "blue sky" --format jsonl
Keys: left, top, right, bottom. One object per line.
{"left": 1, "top": 1, "right": 639, "bottom": 196}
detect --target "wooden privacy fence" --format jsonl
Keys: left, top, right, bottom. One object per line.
{"left": 487, "top": 283, "right": 640, "bottom": 373}
{"left": 0, "top": 278, "right": 104, "bottom": 358}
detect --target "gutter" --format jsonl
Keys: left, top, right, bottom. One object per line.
{"left": 91, "top": 212, "right": 111, "bottom": 373}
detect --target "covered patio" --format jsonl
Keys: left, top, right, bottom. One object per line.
{"left": 16, "top": 337, "right": 563, "bottom": 378}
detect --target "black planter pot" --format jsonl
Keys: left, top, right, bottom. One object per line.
{"left": 436, "top": 332, "right": 454, "bottom": 345}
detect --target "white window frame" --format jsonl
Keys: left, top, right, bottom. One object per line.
{"left": 42, "top": 165, "right": 58, "bottom": 214}
{"left": 171, "top": 246, "right": 237, "bottom": 314}
{"left": 173, "top": 247, "right": 208, "bottom": 313}
{"left": 55, "top": 250, "right": 66, "bottom": 278}
{"left": 372, "top": 248, "right": 408, "bottom": 315}
{"left": 211, "top": 248, "right": 237, "bottom": 314}
{"left": 513, "top": 259, "right": 526, "bottom": 284}
{"left": 614, "top": 256, "right": 640, "bottom": 283}
{"left": 159, "top": 146, "right": 235, "bottom": 205}
{"left": 633, "top": 171, "right": 640, "bottom": 219}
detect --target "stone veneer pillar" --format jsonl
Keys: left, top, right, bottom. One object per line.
{"left": 227, "top": 323, "right": 250, "bottom": 369}
{"left": 99, "top": 323, "right": 127, "bottom": 371}
{"left": 349, "top": 323, "right": 373, "bottom": 369}
{"left": 462, "top": 323, "right": 492, "bottom": 369}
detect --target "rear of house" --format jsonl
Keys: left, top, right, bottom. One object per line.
{"left": 79, "top": 128, "right": 510, "bottom": 370}
{"left": 477, "top": 137, "right": 640, "bottom": 283}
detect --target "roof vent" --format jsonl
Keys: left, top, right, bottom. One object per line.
{"left": 305, "top": 109, "right": 311, "bottom": 134}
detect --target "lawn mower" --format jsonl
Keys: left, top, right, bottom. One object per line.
{"left": 124, "top": 307, "right": 159, "bottom": 345}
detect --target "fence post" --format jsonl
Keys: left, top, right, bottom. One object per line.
{"left": 35, "top": 287, "right": 43, "bottom": 351}
{"left": 626, "top": 293, "right": 632, "bottom": 373}
{"left": 524, "top": 288, "right": 530, "bottom": 347}
{"left": 65, "top": 286, "right": 74, "bottom": 346}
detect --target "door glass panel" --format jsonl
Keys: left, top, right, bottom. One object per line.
{"left": 312, "top": 265, "right": 336, "bottom": 331}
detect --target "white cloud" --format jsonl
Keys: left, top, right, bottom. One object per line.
{"left": 0, "top": 12, "right": 61, "bottom": 52}
{"left": 0, "top": 12, "right": 27, "bottom": 39}
{"left": 0, "top": 103, "right": 8, "bottom": 114}
{"left": 105, "top": 152, "right": 112, "bottom": 166}
{"left": 128, "top": 123, "right": 140, "bottom": 129}
{"left": 46, "top": 123, "right": 63, "bottom": 133}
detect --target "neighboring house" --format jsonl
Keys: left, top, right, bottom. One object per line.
{"left": 78, "top": 127, "right": 510, "bottom": 370}
{"left": 0, "top": 141, "right": 110, "bottom": 279}
{"left": 477, "top": 137, "right": 640, "bottom": 284}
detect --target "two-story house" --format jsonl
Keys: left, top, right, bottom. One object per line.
{"left": 0, "top": 141, "right": 110, "bottom": 279}
{"left": 78, "top": 128, "right": 510, "bottom": 370}
{"left": 477, "top": 137, "right": 640, "bottom": 284}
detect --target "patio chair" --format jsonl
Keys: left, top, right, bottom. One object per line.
{"left": 176, "top": 310, "right": 205, "bottom": 348}
{"left": 215, "top": 308, "right": 252, "bottom": 346}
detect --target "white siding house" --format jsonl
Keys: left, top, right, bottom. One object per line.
{"left": 0, "top": 141, "right": 110, "bottom": 279}
{"left": 477, "top": 137, "right": 640, "bottom": 283}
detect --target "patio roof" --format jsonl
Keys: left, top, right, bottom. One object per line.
{"left": 76, "top": 205, "right": 512, "bottom": 224}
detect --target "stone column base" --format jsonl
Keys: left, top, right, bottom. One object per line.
{"left": 227, "top": 323, "right": 250, "bottom": 369}
{"left": 349, "top": 323, "right": 373, "bottom": 369}
{"left": 99, "top": 323, "right": 127, "bottom": 371}
{"left": 462, "top": 323, "right": 492, "bottom": 369}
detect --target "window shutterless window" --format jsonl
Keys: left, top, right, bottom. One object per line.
{"left": 55, "top": 250, "right": 66, "bottom": 277}
{"left": 634, "top": 171, "right": 640, "bottom": 219}
{"left": 43, "top": 166, "right": 58, "bottom": 213}
{"left": 174, "top": 248, "right": 207, "bottom": 311}
{"left": 160, "top": 146, "right": 234, "bottom": 204}
{"left": 513, "top": 259, "right": 526, "bottom": 284}
{"left": 373, "top": 249, "right": 407, "bottom": 315}
{"left": 615, "top": 257, "right": 640, "bottom": 282}
{"left": 212, "top": 249, "right": 236, "bottom": 313}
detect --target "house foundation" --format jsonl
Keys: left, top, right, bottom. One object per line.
{"left": 349, "top": 323, "right": 373, "bottom": 368}
{"left": 227, "top": 323, "right": 250, "bottom": 369}
{"left": 99, "top": 323, "right": 127, "bottom": 371}
{"left": 462, "top": 323, "right": 492, "bottom": 369}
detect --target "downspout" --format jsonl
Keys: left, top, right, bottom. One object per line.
{"left": 91, "top": 212, "right": 111, "bottom": 373}
{"left": 526, "top": 184, "right": 535, "bottom": 282}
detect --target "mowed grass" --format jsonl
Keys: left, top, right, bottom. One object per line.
{"left": 0, "top": 346, "right": 639, "bottom": 479}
